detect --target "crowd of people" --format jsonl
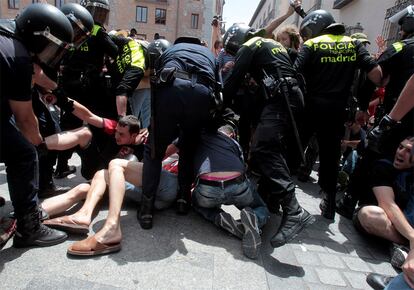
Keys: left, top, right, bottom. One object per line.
{"left": 0, "top": 0, "right": 413, "bottom": 289}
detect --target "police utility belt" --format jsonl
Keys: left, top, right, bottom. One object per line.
{"left": 157, "top": 67, "right": 214, "bottom": 89}
{"left": 263, "top": 75, "right": 298, "bottom": 100}
{"left": 197, "top": 174, "right": 246, "bottom": 189}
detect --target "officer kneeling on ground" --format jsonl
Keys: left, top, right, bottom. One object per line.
{"left": 223, "top": 24, "right": 315, "bottom": 248}
{"left": 0, "top": 3, "right": 74, "bottom": 247}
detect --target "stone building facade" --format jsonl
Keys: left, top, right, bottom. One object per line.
{"left": 249, "top": 0, "right": 411, "bottom": 53}
{"left": 0, "top": 0, "right": 225, "bottom": 45}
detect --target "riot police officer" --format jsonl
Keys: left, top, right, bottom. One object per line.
{"left": 369, "top": 5, "right": 414, "bottom": 152}
{"left": 0, "top": 3, "right": 73, "bottom": 247}
{"left": 337, "top": 6, "right": 414, "bottom": 218}
{"left": 223, "top": 24, "right": 315, "bottom": 248}
{"left": 107, "top": 31, "right": 147, "bottom": 118}
{"left": 138, "top": 38, "right": 218, "bottom": 229}
{"left": 35, "top": 3, "right": 94, "bottom": 195}
{"left": 55, "top": 0, "right": 118, "bottom": 178}
{"left": 294, "top": 10, "right": 383, "bottom": 220}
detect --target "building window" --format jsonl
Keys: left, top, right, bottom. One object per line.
{"left": 8, "top": 0, "right": 19, "bottom": 9}
{"left": 191, "top": 14, "right": 199, "bottom": 29}
{"left": 136, "top": 6, "right": 148, "bottom": 23}
{"left": 155, "top": 8, "right": 166, "bottom": 25}
{"left": 137, "top": 34, "right": 147, "bottom": 40}
{"left": 55, "top": 0, "right": 65, "bottom": 8}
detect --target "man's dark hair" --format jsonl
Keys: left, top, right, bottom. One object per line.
{"left": 130, "top": 28, "right": 137, "bottom": 35}
{"left": 118, "top": 115, "right": 141, "bottom": 134}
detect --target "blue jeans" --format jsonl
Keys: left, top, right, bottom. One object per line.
{"left": 192, "top": 177, "right": 269, "bottom": 228}
{"left": 385, "top": 273, "right": 411, "bottom": 290}
{"left": 129, "top": 88, "right": 151, "bottom": 129}
{"left": 125, "top": 168, "right": 177, "bottom": 210}
{"left": 342, "top": 150, "right": 358, "bottom": 175}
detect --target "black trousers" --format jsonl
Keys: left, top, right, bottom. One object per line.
{"left": 142, "top": 78, "right": 212, "bottom": 201}
{"left": 298, "top": 100, "right": 347, "bottom": 195}
{"left": 248, "top": 86, "right": 304, "bottom": 204}
{"left": 33, "top": 96, "right": 59, "bottom": 189}
{"left": 0, "top": 118, "right": 38, "bottom": 218}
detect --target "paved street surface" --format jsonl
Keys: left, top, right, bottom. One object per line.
{"left": 0, "top": 155, "right": 397, "bottom": 289}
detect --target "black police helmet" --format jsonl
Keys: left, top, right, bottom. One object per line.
{"left": 61, "top": 3, "right": 94, "bottom": 49}
{"left": 81, "top": 0, "right": 109, "bottom": 26}
{"left": 223, "top": 24, "right": 255, "bottom": 56}
{"left": 147, "top": 39, "right": 171, "bottom": 68}
{"left": 300, "top": 10, "right": 335, "bottom": 39}
{"left": 399, "top": 8, "right": 414, "bottom": 34}
{"left": 15, "top": 3, "right": 73, "bottom": 68}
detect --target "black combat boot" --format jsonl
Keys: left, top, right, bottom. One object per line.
{"left": 270, "top": 193, "right": 315, "bottom": 248}
{"left": 13, "top": 206, "right": 67, "bottom": 248}
{"left": 176, "top": 188, "right": 191, "bottom": 215}
{"left": 319, "top": 190, "right": 336, "bottom": 220}
{"left": 335, "top": 191, "right": 357, "bottom": 220}
{"left": 137, "top": 195, "right": 154, "bottom": 230}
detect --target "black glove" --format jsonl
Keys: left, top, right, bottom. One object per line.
{"left": 367, "top": 114, "right": 398, "bottom": 153}
{"left": 53, "top": 87, "right": 74, "bottom": 113}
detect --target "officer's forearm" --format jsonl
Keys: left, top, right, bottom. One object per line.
{"left": 389, "top": 74, "right": 414, "bottom": 121}
{"left": 116, "top": 95, "right": 128, "bottom": 117}
{"left": 15, "top": 112, "right": 43, "bottom": 145}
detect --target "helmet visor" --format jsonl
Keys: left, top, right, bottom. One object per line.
{"left": 300, "top": 26, "right": 313, "bottom": 40}
{"left": 88, "top": 6, "right": 109, "bottom": 25}
{"left": 33, "top": 29, "right": 70, "bottom": 68}
{"left": 67, "top": 13, "right": 91, "bottom": 48}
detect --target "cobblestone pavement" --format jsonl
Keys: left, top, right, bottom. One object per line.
{"left": 0, "top": 156, "right": 397, "bottom": 289}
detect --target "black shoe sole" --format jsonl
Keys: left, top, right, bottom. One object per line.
{"left": 240, "top": 208, "right": 261, "bottom": 259}
{"left": 13, "top": 233, "right": 67, "bottom": 248}
{"left": 270, "top": 212, "right": 316, "bottom": 248}
{"left": 137, "top": 212, "right": 153, "bottom": 230}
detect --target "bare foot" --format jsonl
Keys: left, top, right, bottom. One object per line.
{"left": 94, "top": 222, "right": 122, "bottom": 245}
{"left": 67, "top": 212, "right": 91, "bottom": 227}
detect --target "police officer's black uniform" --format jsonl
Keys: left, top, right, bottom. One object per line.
{"left": 138, "top": 41, "right": 217, "bottom": 229}
{"left": 294, "top": 10, "right": 379, "bottom": 219}
{"left": 57, "top": 1, "right": 118, "bottom": 178}
{"left": 0, "top": 3, "right": 72, "bottom": 247}
{"left": 223, "top": 27, "right": 314, "bottom": 248}
{"left": 376, "top": 36, "right": 414, "bottom": 143}
{"left": 337, "top": 10, "right": 414, "bottom": 219}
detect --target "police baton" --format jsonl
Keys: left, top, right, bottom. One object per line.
{"left": 264, "top": 68, "right": 306, "bottom": 165}
{"left": 290, "top": 0, "right": 307, "bottom": 18}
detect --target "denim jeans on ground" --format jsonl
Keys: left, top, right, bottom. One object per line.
{"left": 192, "top": 178, "right": 269, "bottom": 228}
{"left": 385, "top": 273, "right": 411, "bottom": 290}
{"left": 125, "top": 168, "right": 177, "bottom": 210}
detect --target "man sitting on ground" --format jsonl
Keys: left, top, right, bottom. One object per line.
{"left": 353, "top": 136, "right": 414, "bottom": 269}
